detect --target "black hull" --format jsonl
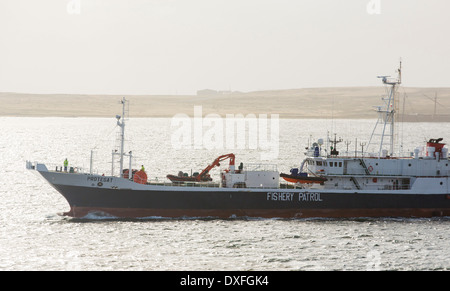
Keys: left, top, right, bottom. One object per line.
{"left": 52, "top": 184, "right": 450, "bottom": 219}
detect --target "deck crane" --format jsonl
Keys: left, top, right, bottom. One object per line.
{"left": 167, "top": 153, "right": 236, "bottom": 182}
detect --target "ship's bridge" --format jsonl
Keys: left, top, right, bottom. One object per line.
{"left": 305, "top": 157, "right": 345, "bottom": 175}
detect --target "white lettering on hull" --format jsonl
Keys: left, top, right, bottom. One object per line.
{"left": 87, "top": 176, "right": 113, "bottom": 183}
{"left": 266, "top": 192, "right": 323, "bottom": 202}
{"left": 266, "top": 192, "right": 294, "bottom": 201}
{"left": 299, "top": 192, "right": 323, "bottom": 202}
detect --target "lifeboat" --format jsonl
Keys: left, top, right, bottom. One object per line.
{"left": 280, "top": 167, "right": 327, "bottom": 184}
{"left": 280, "top": 173, "right": 327, "bottom": 184}
{"left": 166, "top": 173, "right": 212, "bottom": 183}
{"left": 167, "top": 153, "right": 234, "bottom": 183}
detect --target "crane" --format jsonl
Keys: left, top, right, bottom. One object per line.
{"left": 167, "top": 153, "right": 236, "bottom": 183}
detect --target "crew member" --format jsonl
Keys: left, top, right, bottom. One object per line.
{"left": 141, "top": 165, "right": 145, "bottom": 172}
{"left": 64, "top": 158, "right": 68, "bottom": 172}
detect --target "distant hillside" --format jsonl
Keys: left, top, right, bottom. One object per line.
{"left": 1, "top": 87, "right": 449, "bottom": 120}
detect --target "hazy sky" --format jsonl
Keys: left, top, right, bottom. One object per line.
{"left": 1, "top": 0, "right": 450, "bottom": 95}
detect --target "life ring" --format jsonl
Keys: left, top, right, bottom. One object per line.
{"left": 368, "top": 166, "right": 373, "bottom": 173}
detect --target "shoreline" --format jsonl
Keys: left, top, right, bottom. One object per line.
{"left": 1, "top": 87, "right": 450, "bottom": 121}
{"left": 2, "top": 115, "right": 450, "bottom": 122}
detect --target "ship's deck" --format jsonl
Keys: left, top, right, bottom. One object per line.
{"left": 146, "top": 180, "right": 303, "bottom": 189}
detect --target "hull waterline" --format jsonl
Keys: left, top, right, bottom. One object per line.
{"left": 63, "top": 206, "right": 450, "bottom": 219}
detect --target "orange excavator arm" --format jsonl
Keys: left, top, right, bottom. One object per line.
{"left": 196, "top": 153, "right": 235, "bottom": 181}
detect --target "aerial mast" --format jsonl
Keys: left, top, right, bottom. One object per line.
{"left": 367, "top": 61, "right": 402, "bottom": 157}
{"left": 118, "top": 97, "right": 126, "bottom": 177}
{"left": 384, "top": 61, "right": 401, "bottom": 156}
{"left": 112, "top": 97, "right": 128, "bottom": 178}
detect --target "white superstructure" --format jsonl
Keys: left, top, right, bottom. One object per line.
{"left": 288, "top": 62, "right": 450, "bottom": 194}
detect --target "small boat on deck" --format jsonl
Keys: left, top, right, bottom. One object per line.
{"left": 280, "top": 172, "right": 327, "bottom": 184}
{"left": 166, "top": 154, "right": 235, "bottom": 183}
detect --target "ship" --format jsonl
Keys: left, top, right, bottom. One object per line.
{"left": 26, "top": 63, "right": 450, "bottom": 219}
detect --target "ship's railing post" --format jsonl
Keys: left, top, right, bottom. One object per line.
{"left": 90, "top": 150, "right": 94, "bottom": 175}
{"left": 129, "top": 151, "right": 132, "bottom": 180}
{"left": 111, "top": 150, "right": 115, "bottom": 176}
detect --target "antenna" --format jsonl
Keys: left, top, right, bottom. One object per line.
{"left": 368, "top": 61, "right": 402, "bottom": 157}
{"left": 360, "top": 142, "right": 367, "bottom": 157}
{"left": 344, "top": 140, "right": 352, "bottom": 156}
{"left": 329, "top": 133, "right": 343, "bottom": 156}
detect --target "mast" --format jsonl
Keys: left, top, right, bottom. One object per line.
{"left": 112, "top": 97, "right": 128, "bottom": 178}
{"left": 386, "top": 61, "right": 401, "bottom": 156}
{"left": 368, "top": 61, "right": 402, "bottom": 157}
{"left": 119, "top": 97, "right": 127, "bottom": 177}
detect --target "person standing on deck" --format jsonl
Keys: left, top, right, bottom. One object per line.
{"left": 64, "top": 158, "right": 68, "bottom": 172}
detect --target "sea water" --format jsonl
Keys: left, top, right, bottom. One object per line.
{"left": 0, "top": 117, "right": 449, "bottom": 270}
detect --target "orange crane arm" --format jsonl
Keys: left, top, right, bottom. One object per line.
{"left": 196, "top": 153, "right": 235, "bottom": 181}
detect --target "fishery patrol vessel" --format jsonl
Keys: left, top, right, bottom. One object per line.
{"left": 27, "top": 63, "right": 450, "bottom": 218}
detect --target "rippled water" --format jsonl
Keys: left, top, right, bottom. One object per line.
{"left": 1, "top": 117, "right": 449, "bottom": 270}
